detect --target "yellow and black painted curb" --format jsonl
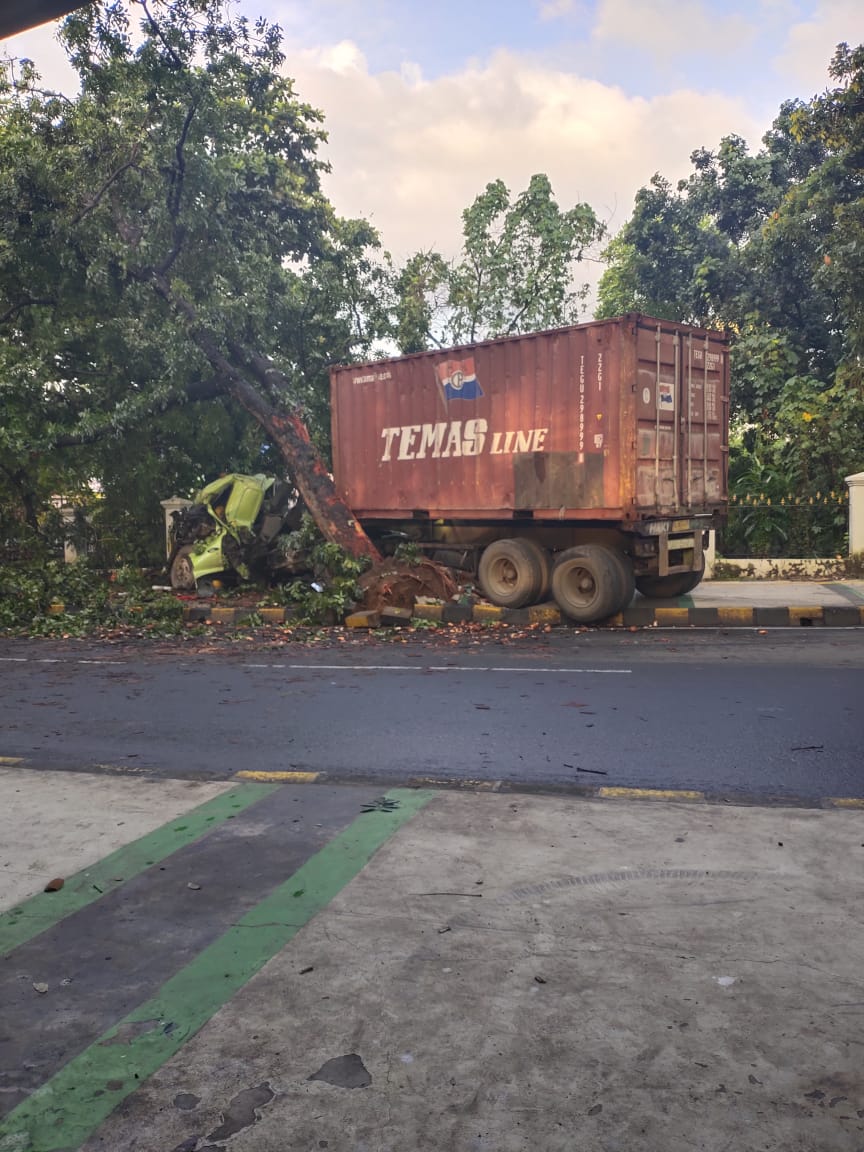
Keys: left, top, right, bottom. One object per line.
{"left": 230, "top": 770, "right": 864, "bottom": 811}
{"left": 179, "top": 600, "right": 864, "bottom": 629}
{"left": 2, "top": 758, "right": 861, "bottom": 811}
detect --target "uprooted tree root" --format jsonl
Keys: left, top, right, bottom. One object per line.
{"left": 358, "top": 558, "right": 458, "bottom": 612}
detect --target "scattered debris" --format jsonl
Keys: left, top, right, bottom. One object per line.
{"left": 437, "top": 926, "right": 452, "bottom": 935}
{"left": 575, "top": 766, "right": 608, "bottom": 776}
{"left": 33, "top": 982, "right": 48, "bottom": 994}
{"left": 361, "top": 797, "right": 401, "bottom": 813}
{"left": 534, "top": 975, "right": 547, "bottom": 984}
{"left": 308, "top": 1053, "right": 371, "bottom": 1090}
{"left": 43, "top": 877, "right": 65, "bottom": 892}
{"left": 187, "top": 882, "right": 202, "bottom": 890}
{"left": 415, "top": 891, "right": 483, "bottom": 898}
{"left": 790, "top": 745, "right": 824, "bottom": 752}
{"left": 299, "top": 966, "right": 314, "bottom": 975}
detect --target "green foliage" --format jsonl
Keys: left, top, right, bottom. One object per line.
{"left": 266, "top": 513, "right": 370, "bottom": 622}
{"left": 0, "top": 0, "right": 390, "bottom": 557}
{"left": 392, "top": 174, "right": 605, "bottom": 350}
{"left": 597, "top": 42, "right": 864, "bottom": 556}
{"left": 0, "top": 556, "right": 188, "bottom": 635}
{"left": 283, "top": 540, "right": 370, "bottom": 623}
{"left": 393, "top": 540, "right": 421, "bottom": 566}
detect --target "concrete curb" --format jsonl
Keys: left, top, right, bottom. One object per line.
{"left": 229, "top": 770, "right": 864, "bottom": 812}
{"left": 179, "top": 601, "right": 864, "bottom": 628}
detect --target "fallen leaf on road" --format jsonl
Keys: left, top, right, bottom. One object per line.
{"left": 33, "top": 983, "right": 48, "bottom": 994}
{"left": 187, "top": 882, "right": 201, "bottom": 890}
{"left": 43, "top": 877, "right": 64, "bottom": 892}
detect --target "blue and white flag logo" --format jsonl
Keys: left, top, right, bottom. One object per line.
{"left": 436, "top": 357, "right": 484, "bottom": 401}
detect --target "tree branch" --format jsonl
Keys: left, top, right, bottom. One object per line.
{"left": 70, "top": 144, "right": 142, "bottom": 228}
{"left": 0, "top": 296, "right": 56, "bottom": 326}
{"left": 156, "top": 100, "right": 197, "bottom": 276}
{"left": 138, "top": 0, "right": 184, "bottom": 69}
{"left": 49, "top": 377, "right": 227, "bottom": 449}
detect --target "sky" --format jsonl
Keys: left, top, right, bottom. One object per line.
{"left": 4, "top": 0, "right": 863, "bottom": 283}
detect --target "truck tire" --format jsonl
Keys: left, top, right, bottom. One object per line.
{"left": 636, "top": 555, "right": 705, "bottom": 599}
{"left": 607, "top": 549, "right": 636, "bottom": 613}
{"left": 169, "top": 545, "right": 196, "bottom": 591}
{"left": 551, "top": 544, "right": 621, "bottom": 622}
{"left": 478, "top": 539, "right": 543, "bottom": 608}
{"left": 515, "top": 538, "right": 552, "bottom": 601}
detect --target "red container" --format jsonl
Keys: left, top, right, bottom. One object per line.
{"left": 330, "top": 314, "right": 728, "bottom": 523}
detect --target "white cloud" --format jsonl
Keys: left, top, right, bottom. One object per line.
{"left": 1, "top": 22, "right": 78, "bottom": 93}
{"left": 592, "top": 0, "right": 757, "bottom": 59}
{"left": 537, "top": 0, "right": 579, "bottom": 20}
{"left": 775, "top": 0, "right": 864, "bottom": 92}
{"left": 286, "top": 43, "right": 763, "bottom": 267}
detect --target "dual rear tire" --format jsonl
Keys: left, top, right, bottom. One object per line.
{"left": 477, "top": 538, "right": 551, "bottom": 609}
{"left": 478, "top": 539, "right": 635, "bottom": 623}
{"left": 550, "top": 544, "right": 634, "bottom": 623}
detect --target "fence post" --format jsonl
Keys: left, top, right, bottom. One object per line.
{"left": 846, "top": 472, "right": 864, "bottom": 556}
{"left": 60, "top": 506, "right": 79, "bottom": 564}
{"left": 159, "top": 496, "right": 194, "bottom": 560}
{"left": 704, "top": 529, "right": 716, "bottom": 578}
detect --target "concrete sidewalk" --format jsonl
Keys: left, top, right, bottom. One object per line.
{"left": 3, "top": 769, "right": 862, "bottom": 1151}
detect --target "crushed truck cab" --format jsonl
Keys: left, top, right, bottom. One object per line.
{"left": 168, "top": 474, "right": 299, "bottom": 590}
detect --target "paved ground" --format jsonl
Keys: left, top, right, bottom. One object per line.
{"left": 0, "top": 770, "right": 230, "bottom": 910}
{"left": 688, "top": 579, "right": 864, "bottom": 608}
{"left": 1, "top": 774, "right": 862, "bottom": 1152}
{"left": 1, "top": 632, "right": 862, "bottom": 800}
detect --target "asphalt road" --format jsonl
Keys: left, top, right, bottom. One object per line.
{"left": 0, "top": 630, "right": 862, "bottom": 801}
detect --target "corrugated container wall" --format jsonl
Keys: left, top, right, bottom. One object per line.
{"left": 330, "top": 314, "right": 729, "bottom": 523}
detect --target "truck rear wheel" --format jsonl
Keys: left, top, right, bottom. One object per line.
{"left": 551, "top": 544, "right": 621, "bottom": 622}
{"left": 636, "top": 555, "right": 705, "bottom": 599}
{"left": 515, "top": 538, "right": 551, "bottom": 601}
{"left": 478, "top": 539, "right": 543, "bottom": 609}
{"left": 608, "top": 549, "right": 635, "bottom": 613}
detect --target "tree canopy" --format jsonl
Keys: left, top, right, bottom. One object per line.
{"left": 597, "top": 43, "right": 864, "bottom": 550}
{"left": 392, "top": 174, "right": 605, "bottom": 353}
{"left": 0, "top": 0, "right": 389, "bottom": 560}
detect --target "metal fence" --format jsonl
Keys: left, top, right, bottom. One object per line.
{"left": 719, "top": 491, "right": 849, "bottom": 559}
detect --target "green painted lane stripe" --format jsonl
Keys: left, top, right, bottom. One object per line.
{"left": 0, "top": 787, "right": 434, "bottom": 1152}
{"left": 0, "top": 784, "right": 278, "bottom": 958}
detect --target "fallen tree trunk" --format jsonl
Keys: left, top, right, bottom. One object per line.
{"left": 153, "top": 274, "right": 381, "bottom": 564}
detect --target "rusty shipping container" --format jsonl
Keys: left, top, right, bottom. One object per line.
{"left": 330, "top": 314, "right": 729, "bottom": 621}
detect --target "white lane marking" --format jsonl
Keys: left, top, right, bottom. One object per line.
{"left": 3, "top": 657, "right": 624, "bottom": 673}
{"left": 0, "top": 657, "right": 127, "bottom": 665}
{"left": 241, "top": 663, "right": 633, "bottom": 674}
